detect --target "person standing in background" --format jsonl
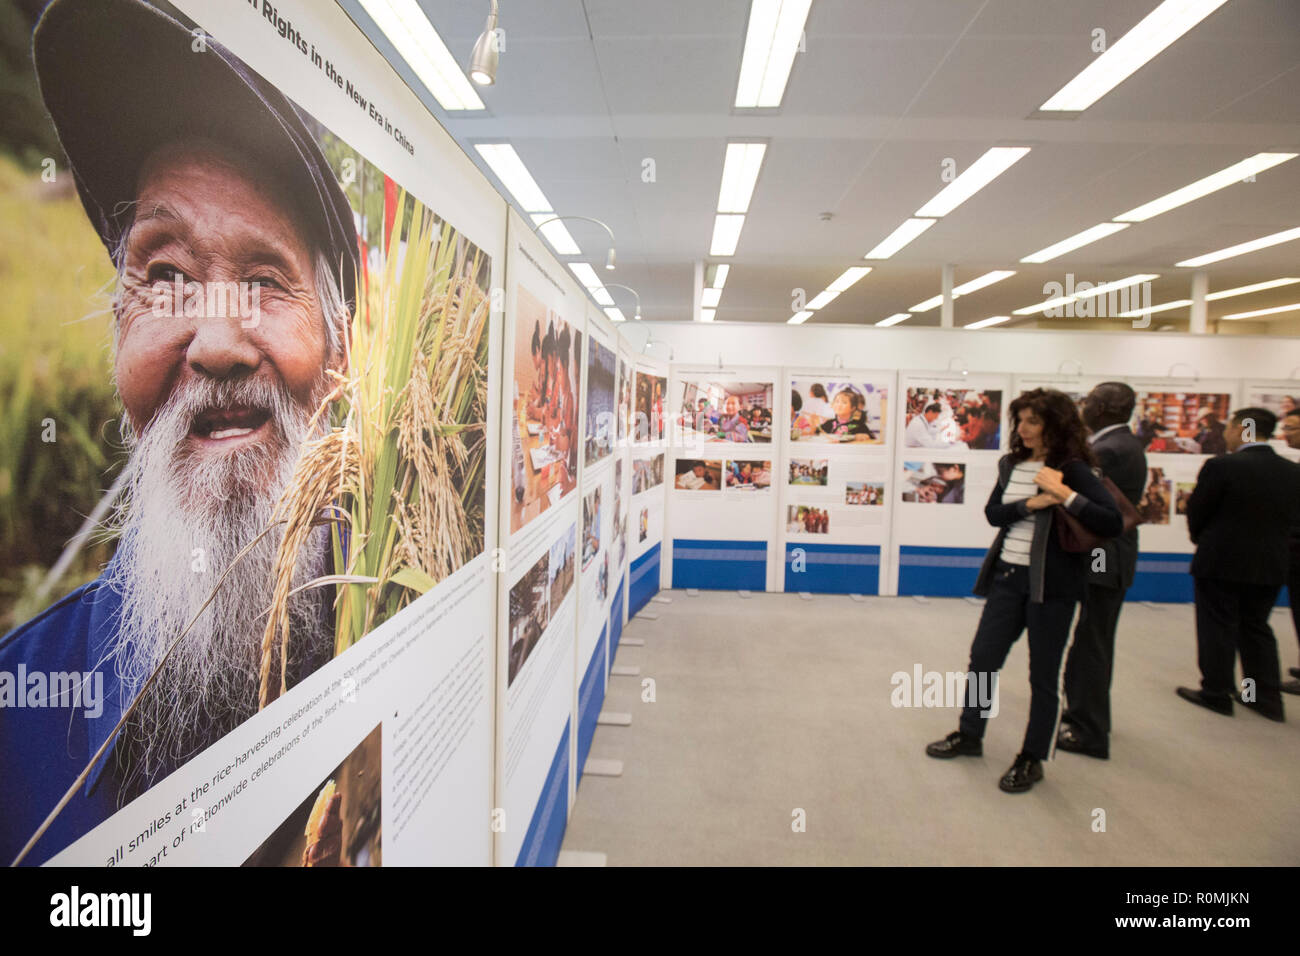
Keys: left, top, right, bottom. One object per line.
{"left": 1278, "top": 408, "right": 1300, "bottom": 695}
{"left": 1178, "top": 408, "right": 1300, "bottom": 721}
{"left": 1058, "top": 383, "right": 1147, "bottom": 759}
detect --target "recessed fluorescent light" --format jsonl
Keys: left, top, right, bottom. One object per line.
{"left": 1115, "top": 153, "right": 1297, "bottom": 222}
{"left": 475, "top": 144, "right": 551, "bottom": 212}
{"left": 1020, "top": 222, "right": 1130, "bottom": 264}
{"left": 827, "top": 266, "right": 872, "bottom": 292}
{"left": 1205, "top": 277, "right": 1300, "bottom": 300}
{"left": 864, "top": 218, "right": 936, "bottom": 259}
{"left": 710, "top": 214, "right": 746, "bottom": 256}
{"left": 711, "top": 264, "right": 730, "bottom": 289}
{"left": 568, "top": 263, "right": 615, "bottom": 306}
{"left": 1116, "top": 298, "right": 1193, "bottom": 318}
{"left": 530, "top": 214, "right": 581, "bottom": 255}
{"left": 953, "top": 269, "right": 1017, "bottom": 296}
{"left": 915, "top": 148, "right": 1031, "bottom": 218}
{"left": 699, "top": 308, "right": 717, "bottom": 323}
{"left": 1013, "top": 274, "right": 1159, "bottom": 315}
{"left": 965, "top": 315, "right": 1010, "bottom": 330}
{"left": 1039, "top": 0, "right": 1231, "bottom": 112}
{"left": 734, "top": 0, "right": 813, "bottom": 108}
{"left": 604, "top": 307, "right": 627, "bottom": 323}
{"left": 788, "top": 310, "right": 814, "bottom": 325}
{"left": 358, "top": 0, "right": 486, "bottom": 111}
{"left": 1176, "top": 226, "right": 1300, "bottom": 267}
{"left": 718, "top": 143, "right": 768, "bottom": 213}
{"left": 806, "top": 289, "right": 841, "bottom": 311}
{"left": 875, "top": 313, "right": 910, "bottom": 327}
{"left": 701, "top": 288, "right": 722, "bottom": 308}
{"left": 1222, "top": 302, "right": 1300, "bottom": 320}
{"left": 910, "top": 294, "right": 944, "bottom": 313}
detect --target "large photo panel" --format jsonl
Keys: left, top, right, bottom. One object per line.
{"left": 781, "top": 369, "right": 897, "bottom": 595}
{"left": 3, "top": 0, "right": 504, "bottom": 867}
{"left": 892, "top": 371, "right": 1010, "bottom": 597}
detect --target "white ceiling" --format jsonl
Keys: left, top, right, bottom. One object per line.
{"left": 338, "top": 0, "right": 1300, "bottom": 329}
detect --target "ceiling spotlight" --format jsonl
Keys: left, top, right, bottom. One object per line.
{"left": 531, "top": 215, "right": 617, "bottom": 271}
{"left": 605, "top": 246, "right": 617, "bottom": 271}
{"left": 469, "top": 0, "right": 499, "bottom": 86}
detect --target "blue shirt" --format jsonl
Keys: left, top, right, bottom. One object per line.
{"left": 0, "top": 571, "right": 137, "bottom": 866}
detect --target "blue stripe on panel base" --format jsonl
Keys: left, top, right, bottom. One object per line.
{"left": 671, "top": 539, "right": 767, "bottom": 591}
{"left": 628, "top": 543, "right": 661, "bottom": 617}
{"left": 897, "top": 546, "right": 987, "bottom": 597}
{"left": 609, "top": 578, "right": 625, "bottom": 657}
{"left": 576, "top": 629, "right": 607, "bottom": 784}
{"left": 783, "top": 543, "right": 880, "bottom": 594}
{"left": 1127, "top": 552, "right": 1193, "bottom": 603}
{"left": 515, "top": 719, "right": 570, "bottom": 868}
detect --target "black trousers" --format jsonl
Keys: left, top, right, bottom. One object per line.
{"left": 1289, "top": 541, "right": 1300, "bottom": 656}
{"left": 1194, "top": 576, "right": 1284, "bottom": 708}
{"left": 1061, "top": 582, "right": 1126, "bottom": 748}
{"left": 959, "top": 562, "right": 1079, "bottom": 761}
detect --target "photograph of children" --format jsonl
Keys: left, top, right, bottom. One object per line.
{"left": 678, "top": 381, "right": 774, "bottom": 443}
{"left": 639, "top": 508, "right": 649, "bottom": 543}
{"left": 787, "top": 505, "right": 830, "bottom": 535}
{"left": 582, "top": 487, "right": 602, "bottom": 570}
{"left": 512, "top": 289, "right": 580, "bottom": 532}
{"left": 1131, "top": 392, "right": 1231, "bottom": 455}
{"left": 597, "top": 552, "right": 609, "bottom": 604}
{"left": 584, "top": 338, "right": 616, "bottom": 466}
{"left": 634, "top": 371, "right": 667, "bottom": 443}
{"left": 244, "top": 725, "right": 382, "bottom": 867}
{"left": 507, "top": 550, "right": 551, "bottom": 687}
{"left": 1140, "top": 468, "right": 1172, "bottom": 524}
{"left": 725, "top": 459, "right": 772, "bottom": 491}
{"left": 790, "top": 380, "right": 886, "bottom": 443}
{"left": 845, "top": 482, "right": 885, "bottom": 506}
{"left": 675, "top": 459, "right": 723, "bottom": 491}
{"left": 632, "top": 454, "right": 666, "bottom": 494}
{"left": 788, "top": 458, "right": 829, "bottom": 486}
{"left": 904, "top": 388, "right": 1002, "bottom": 450}
{"left": 617, "top": 358, "right": 633, "bottom": 443}
{"left": 901, "top": 461, "right": 967, "bottom": 503}
{"left": 1175, "top": 481, "right": 1196, "bottom": 516}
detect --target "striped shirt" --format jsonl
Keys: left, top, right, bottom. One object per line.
{"left": 1000, "top": 460, "right": 1041, "bottom": 566}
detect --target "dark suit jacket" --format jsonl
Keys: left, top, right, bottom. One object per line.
{"left": 1089, "top": 425, "right": 1147, "bottom": 590}
{"left": 1187, "top": 444, "right": 1300, "bottom": 586}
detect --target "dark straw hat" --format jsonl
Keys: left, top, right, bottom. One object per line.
{"left": 33, "top": 0, "right": 359, "bottom": 310}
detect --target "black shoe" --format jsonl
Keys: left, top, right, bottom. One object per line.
{"left": 1237, "top": 695, "right": 1285, "bottom": 723}
{"left": 1290, "top": 667, "right": 1300, "bottom": 680}
{"left": 1056, "top": 724, "right": 1109, "bottom": 759}
{"left": 1176, "top": 686, "right": 1233, "bottom": 716}
{"left": 1281, "top": 679, "right": 1300, "bottom": 696}
{"left": 925, "top": 730, "right": 983, "bottom": 759}
{"left": 999, "top": 752, "right": 1044, "bottom": 793}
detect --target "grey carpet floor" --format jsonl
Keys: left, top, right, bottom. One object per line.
{"left": 562, "top": 590, "right": 1300, "bottom": 866}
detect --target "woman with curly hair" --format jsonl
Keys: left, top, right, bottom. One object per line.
{"left": 925, "top": 389, "right": 1122, "bottom": 793}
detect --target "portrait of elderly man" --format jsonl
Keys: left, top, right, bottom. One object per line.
{"left": 0, "top": 0, "right": 360, "bottom": 865}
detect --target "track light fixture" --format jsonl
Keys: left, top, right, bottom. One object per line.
{"left": 469, "top": 0, "right": 499, "bottom": 86}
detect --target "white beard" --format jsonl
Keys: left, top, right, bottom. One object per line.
{"left": 104, "top": 375, "right": 331, "bottom": 790}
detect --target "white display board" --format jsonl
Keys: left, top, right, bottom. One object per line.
{"left": 780, "top": 368, "right": 897, "bottom": 594}
{"left": 496, "top": 211, "right": 582, "bottom": 866}
{"left": 664, "top": 364, "right": 782, "bottom": 591}
{"left": 23, "top": 0, "right": 504, "bottom": 868}
{"left": 890, "top": 370, "right": 1011, "bottom": 596}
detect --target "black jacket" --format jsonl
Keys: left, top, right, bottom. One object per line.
{"left": 974, "top": 456, "right": 1123, "bottom": 603}
{"left": 1088, "top": 425, "right": 1147, "bottom": 590}
{"left": 1187, "top": 444, "right": 1300, "bottom": 586}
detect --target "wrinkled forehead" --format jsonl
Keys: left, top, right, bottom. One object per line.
{"left": 128, "top": 138, "right": 317, "bottom": 259}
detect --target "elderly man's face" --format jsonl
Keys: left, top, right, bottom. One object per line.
{"left": 116, "top": 139, "right": 336, "bottom": 455}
